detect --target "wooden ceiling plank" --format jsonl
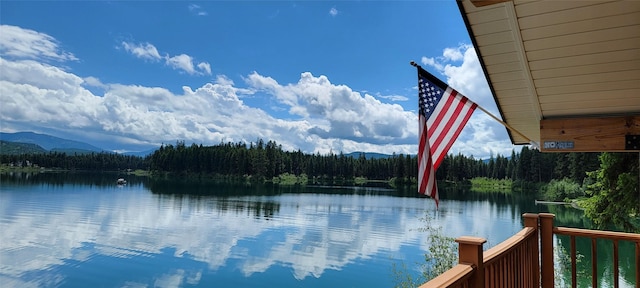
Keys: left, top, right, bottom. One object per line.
{"left": 497, "top": 98, "right": 535, "bottom": 107}
{"left": 543, "top": 107, "right": 640, "bottom": 118}
{"left": 471, "top": 19, "right": 512, "bottom": 35}
{"left": 471, "top": 0, "right": 513, "bottom": 8}
{"left": 520, "top": 12, "right": 640, "bottom": 41}
{"left": 482, "top": 51, "right": 520, "bottom": 65}
{"left": 534, "top": 71, "right": 639, "bottom": 88}
{"left": 492, "top": 79, "right": 528, "bottom": 90}
{"left": 526, "top": 37, "right": 640, "bottom": 62}
{"left": 467, "top": 6, "right": 510, "bottom": 24}
{"left": 518, "top": 1, "right": 640, "bottom": 29}
{"left": 493, "top": 98, "right": 532, "bottom": 109}
{"left": 486, "top": 61, "right": 523, "bottom": 74}
{"left": 524, "top": 26, "right": 640, "bottom": 51}
{"left": 476, "top": 30, "right": 515, "bottom": 46}
{"left": 528, "top": 50, "right": 640, "bottom": 71}
{"left": 536, "top": 80, "right": 640, "bottom": 96}
{"left": 493, "top": 87, "right": 530, "bottom": 95}
{"left": 499, "top": 102, "right": 534, "bottom": 108}
{"left": 500, "top": 110, "right": 537, "bottom": 117}
{"left": 512, "top": 0, "right": 540, "bottom": 5}
{"left": 475, "top": 42, "right": 517, "bottom": 57}
{"left": 514, "top": 0, "right": 616, "bottom": 18}
{"left": 490, "top": 71, "right": 525, "bottom": 82}
{"left": 540, "top": 97, "right": 640, "bottom": 110}
{"left": 531, "top": 61, "right": 640, "bottom": 79}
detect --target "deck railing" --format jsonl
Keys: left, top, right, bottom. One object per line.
{"left": 419, "top": 213, "right": 640, "bottom": 288}
{"left": 540, "top": 213, "right": 640, "bottom": 288}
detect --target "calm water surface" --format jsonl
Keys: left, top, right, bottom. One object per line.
{"left": 0, "top": 172, "right": 635, "bottom": 287}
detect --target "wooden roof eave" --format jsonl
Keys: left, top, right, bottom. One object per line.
{"left": 457, "top": 0, "right": 542, "bottom": 145}
{"left": 458, "top": 0, "right": 640, "bottom": 152}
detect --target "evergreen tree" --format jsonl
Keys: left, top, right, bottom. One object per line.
{"left": 584, "top": 152, "right": 639, "bottom": 232}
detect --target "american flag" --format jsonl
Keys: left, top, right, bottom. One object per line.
{"left": 417, "top": 67, "right": 477, "bottom": 208}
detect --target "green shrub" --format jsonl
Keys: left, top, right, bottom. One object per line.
{"left": 272, "top": 173, "right": 307, "bottom": 185}
{"left": 541, "top": 178, "right": 583, "bottom": 201}
{"left": 469, "top": 177, "right": 513, "bottom": 193}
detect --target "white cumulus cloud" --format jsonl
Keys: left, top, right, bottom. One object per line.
{"left": 188, "top": 4, "right": 208, "bottom": 16}
{"left": 245, "top": 72, "right": 416, "bottom": 147}
{"left": 329, "top": 7, "right": 339, "bottom": 17}
{"left": 121, "top": 42, "right": 162, "bottom": 61}
{"left": 0, "top": 24, "right": 77, "bottom": 62}
{"left": 121, "top": 41, "right": 212, "bottom": 76}
{"left": 0, "top": 25, "right": 516, "bottom": 158}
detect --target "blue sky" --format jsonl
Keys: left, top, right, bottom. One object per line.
{"left": 0, "top": 1, "right": 517, "bottom": 158}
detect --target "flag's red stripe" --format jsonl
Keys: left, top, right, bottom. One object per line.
{"left": 419, "top": 167, "right": 429, "bottom": 194}
{"left": 431, "top": 97, "right": 475, "bottom": 168}
{"left": 418, "top": 115, "right": 428, "bottom": 194}
{"left": 433, "top": 102, "right": 477, "bottom": 168}
{"left": 427, "top": 90, "right": 457, "bottom": 137}
{"left": 428, "top": 90, "right": 461, "bottom": 161}
{"left": 418, "top": 117, "right": 427, "bottom": 159}
{"left": 418, "top": 113, "right": 435, "bottom": 201}
{"left": 419, "top": 150, "right": 434, "bottom": 196}
{"left": 430, "top": 96, "right": 469, "bottom": 162}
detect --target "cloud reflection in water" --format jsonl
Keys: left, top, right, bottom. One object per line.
{"left": 0, "top": 180, "right": 442, "bottom": 287}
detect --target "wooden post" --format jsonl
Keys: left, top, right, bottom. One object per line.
{"left": 539, "top": 213, "right": 555, "bottom": 288}
{"left": 523, "top": 213, "right": 540, "bottom": 288}
{"left": 523, "top": 213, "right": 539, "bottom": 228}
{"left": 455, "top": 236, "right": 487, "bottom": 288}
{"left": 636, "top": 241, "right": 640, "bottom": 288}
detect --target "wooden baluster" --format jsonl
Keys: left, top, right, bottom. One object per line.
{"left": 635, "top": 241, "right": 639, "bottom": 288}
{"left": 592, "top": 238, "right": 597, "bottom": 288}
{"left": 613, "top": 240, "right": 619, "bottom": 288}
{"left": 539, "top": 213, "right": 555, "bottom": 288}
{"left": 570, "top": 236, "right": 576, "bottom": 288}
{"left": 523, "top": 213, "right": 539, "bottom": 288}
{"left": 511, "top": 251, "right": 515, "bottom": 287}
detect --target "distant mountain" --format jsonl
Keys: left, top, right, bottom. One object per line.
{"left": 50, "top": 148, "right": 103, "bottom": 155}
{"left": 123, "top": 148, "right": 157, "bottom": 157}
{"left": 344, "top": 152, "right": 395, "bottom": 159}
{"left": 0, "top": 140, "right": 47, "bottom": 155}
{"left": 482, "top": 156, "right": 512, "bottom": 163}
{"left": 0, "top": 132, "right": 103, "bottom": 152}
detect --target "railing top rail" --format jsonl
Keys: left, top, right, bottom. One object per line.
{"left": 418, "top": 264, "right": 475, "bottom": 288}
{"left": 483, "top": 227, "right": 536, "bottom": 264}
{"left": 554, "top": 227, "right": 640, "bottom": 242}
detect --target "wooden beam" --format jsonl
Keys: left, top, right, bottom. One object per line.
{"left": 540, "top": 116, "right": 640, "bottom": 152}
{"left": 470, "top": 0, "right": 512, "bottom": 7}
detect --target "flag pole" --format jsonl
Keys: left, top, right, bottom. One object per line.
{"left": 410, "top": 61, "right": 540, "bottom": 149}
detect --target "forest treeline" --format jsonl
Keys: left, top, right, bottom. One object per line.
{"left": 0, "top": 139, "right": 600, "bottom": 184}
{"left": 0, "top": 151, "right": 148, "bottom": 171}
{"left": 147, "top": 140, "right": 604, "bottom": 186}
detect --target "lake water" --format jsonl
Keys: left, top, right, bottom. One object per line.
{"left": 0, "top": 172, "right": 635, "bottom": 287}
